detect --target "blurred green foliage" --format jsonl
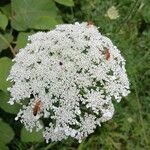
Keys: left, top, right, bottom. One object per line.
{"left": 0, "top": 0, "right": 150, "bottom": 149}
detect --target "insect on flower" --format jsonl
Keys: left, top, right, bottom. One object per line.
{"left": 105, "top": 47, "right": 110, "bottom": 61}
{"left": 87, "top": 21, "right": 94, "bottom": 27}
{"left": 33, "top": 99, "right": 42, "bottom": 116}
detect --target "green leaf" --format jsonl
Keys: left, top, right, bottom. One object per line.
{"left": 55, "top": 0, "right": 74, "bottom": 7}
{"left": 0, "top": 91, "right": 21, "bottom": 114}
{"left": 32, "top": 16, "right": 58, "bottom": 30}
{"left": 0, "top": 142, "right": 9, "bottom": 150}
{"left": 0, "top": 120, "right": 15, "bottom": 144}
{"left": 11, "top": 0, "right": 60, "bottom": 31}
{"left": 0, "top": 4, "right": 11, "bottom": 18}
{"left": 0, "top": 11, "right": 8, "bottom": 30}
{"left": 21, "top": 127, "right": 44, "bottom": 143}
{"left": 0, "top": 33, "right": 13, "bottom": 52}
{"left": 142, "top": 5, "right": 150, "bottom": 23}
{"left": 0, "top": 57, "right": 13, "bottom": 92}
{"left": 15, "top": 32, "right": 34, "bottom": 51}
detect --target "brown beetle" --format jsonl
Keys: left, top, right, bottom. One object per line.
{"left": 33, "top": 99, "right": 42, "bottom": 116}
{"left": 87, "top": 21, "right": 94, "bottom": 27}
{"left": 105, "top": 47, "right": 110, "bottom": 61}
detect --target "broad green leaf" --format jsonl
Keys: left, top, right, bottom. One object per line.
{"left": 0, "top": 33, "right": 13, "bottom": 52}
{"left": 15, "top": 32, "right": 34, "bottom": 51}
{"left": 32, "top": 16, "right": 58, "bottom": 30}
{"left": 0, "top": 142, "right": 9, "bottom": 150}
{"left": 11, "top": 0, "right": 60, "bottom": 31}
{"left": 0, "top": 11, "right": 8, "bottom": 30}
{"left": 0, "top": 4, "right": 11, "bottom": 18}
{"left": 0, "top": 91, "right": 21, "bottom": 114}
{"left": 21, "top": 127, "right": 44, "bottom": 142}
{"left": 55, "top": 0, "right": 74, "bottom": 7}
{"left": 0, "top": 120, "right": 15, "bottom": 144}
{"left": 0, "top": 57, "right": 13, "bottom": 92}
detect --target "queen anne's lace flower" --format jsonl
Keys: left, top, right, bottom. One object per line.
{"left": 7, "top": 22, "right": 130, "bottom": 142}
{"left": 105, "top": 6, "right": 119, "bottom": 20}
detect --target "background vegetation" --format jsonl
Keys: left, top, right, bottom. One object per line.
{"left": 0, "top": 0, "right": 150, "bottom": 149}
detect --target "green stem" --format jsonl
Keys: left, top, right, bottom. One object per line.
{"left": 0, "top": 33, "right": 15, "bottom": 57}
{"left": 133, "top": 74, "right": 148, "bottom": 145}
{"left": 115, "top": 0, "right": 140, "bottom": 33}
{"left": 44, "top": 142, "right": 57, "bottom": 150}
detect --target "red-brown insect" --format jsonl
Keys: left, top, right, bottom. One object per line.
{"left": 105, "top": 47, "right": 110, "bottom": 61}
{"left": 33, "top": 99, "right": 42, "bottom": 116}
{"left": 87, "top": 21, "right": 94, "bottom": 27}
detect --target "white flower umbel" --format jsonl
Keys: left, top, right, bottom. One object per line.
{"left": 7, "top": 22, "right": 130, "bottom": 142}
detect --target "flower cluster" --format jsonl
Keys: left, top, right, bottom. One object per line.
{"left": 7, "top": 22, "right": 130, "bottom": 142}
